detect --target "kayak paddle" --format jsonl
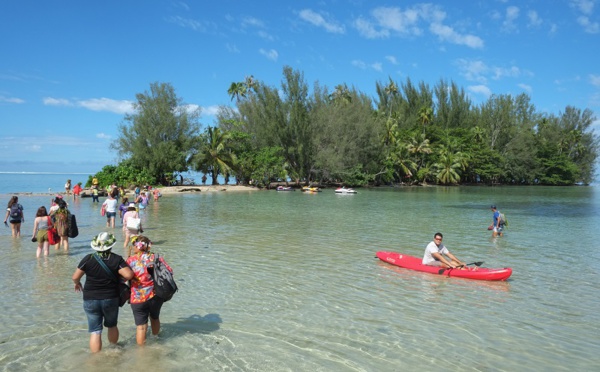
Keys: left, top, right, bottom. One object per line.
{"left": 438, "top": 261, "right": 484, "bottom": 275}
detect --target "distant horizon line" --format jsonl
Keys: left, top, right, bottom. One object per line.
{"left": 0, "top": 171, "right": 93, "bottom": 175}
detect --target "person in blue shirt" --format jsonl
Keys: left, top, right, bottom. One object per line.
{"left": 491, "top": 205, "right": 504, "bottom": 237}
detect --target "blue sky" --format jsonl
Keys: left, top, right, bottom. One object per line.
{"left": 1, "top": 0, "right": 599, "bottom": 174}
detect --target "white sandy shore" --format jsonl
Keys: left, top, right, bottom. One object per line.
{"left": 3, "top": 184, "right": 261, "bottom": 197}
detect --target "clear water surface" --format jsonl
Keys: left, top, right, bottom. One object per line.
{"left": 0, "top": 183, "right": 598, "bottom": 371}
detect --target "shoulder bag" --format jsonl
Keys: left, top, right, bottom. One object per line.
{"left": 92, "top": 253, "right": 131, "bottom": 307}
{"left": 47, "top": 216, "right": 60, "bottom": 245}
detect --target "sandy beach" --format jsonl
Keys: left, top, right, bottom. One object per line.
{"left": 4, "top": 184, "right": 260, "bottom": 197}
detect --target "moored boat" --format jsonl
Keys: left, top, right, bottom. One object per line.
{"left": 335, "top": 187, "right": 357, "bottom": 194}
{"left": 302, "top": 186, "right": 321, "bottom": 192}
{"left": 376, "top": 251, "right": 512, "bottom": 281}
{"left": 276, "top": 186, "right": 294, "bottom": 191}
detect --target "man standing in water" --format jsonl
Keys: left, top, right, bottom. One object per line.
{"left": 491, "top": 205, "right": 504, "bottom": 237}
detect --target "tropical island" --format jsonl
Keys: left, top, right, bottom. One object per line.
{"left": 87, "top": 66, "right": 599, "bottom": 189}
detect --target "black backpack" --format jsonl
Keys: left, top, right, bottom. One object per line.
{"left": 152, "top": 253, "right": 178, "bottom": 302}
{"left": 68, "top": 214, "right": 79, "bottom": 238}
{"left": 9, "top": 204, "right": 22, "bottom": 221}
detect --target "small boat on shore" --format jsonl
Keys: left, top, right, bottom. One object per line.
{"left": 335, "top": 187, "right": 357, "bottom": 194}
{"left": 276, "top": 186, "right": 294, "bottom": 191}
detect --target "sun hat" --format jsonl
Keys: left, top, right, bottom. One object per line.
{"left": 91, "top": 232, "right": 117, "bottom": 252}
{"left": 127, "top": 203, "right": 136, "bottom": 211}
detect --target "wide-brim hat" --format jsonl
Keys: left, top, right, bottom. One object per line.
{"left": 127, "top": 203, "right": 136, "bottom": 211}
{"left": 91, "top": 232, "right": 117, "bottom": 252}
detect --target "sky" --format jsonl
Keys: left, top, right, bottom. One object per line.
{"left": 1, "top": 0, "right": 600, "bottom": 174}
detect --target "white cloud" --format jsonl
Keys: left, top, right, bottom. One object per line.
{"left": 355, "top": 5, "right": 484, "bottom": 48}
{"left": 299, "top": 9, "right": 345, "bottom": 34}
{"left": 241, "top": 16, "right": 265, "bottom": 28}
{"left": 43, "top": 97, "right": 73, "bottom": 106}
{"left": 456, "top": 59, "right": 528, "bottom": 83}
{"left": 354, "top": 17, "right": 390, "bottom": 38}
{"left": 429, "top": 23, "right": 484, "bottom": 48}
{"left": 226, "top": 43, "right": 240, "bottom": 53}
{"left": 259, "top": 48, "right": 278, "bottom": 61}
{"left": 78, "top": 98, "right": 134, "bottom": 114}
{"left": 518, "top": 83, "right": 532, "bottom": 92}
{"left": 43, "top": 97, "right": 134, "bottom": 114}
{"left": 0, "top": 96, "right": 25, "bottom": 104}
{"left": 386, "top": 55, "right": 398, "bottom": 64}
{"left": 590, "top": 74, "right": 600, "bottom": 86}
{"left": 502, "top": 6, "right": 520, "bottom": 32}
{"left": 351, "top": 59, "right": 382, "bottom": 72}
{"left": 201, "top": 105, "right": 220, "bottom": 116}
{"left": 96, "top": 133, "right": 111, "bottom": 140}
{"left": 577, "top": 16, "right": 600, "bottom": 33}
{"left": 571, "top": 0, "right": 595, "bottom": 15}
{"left": 468, "top": 85, "right": 492, "bottom": 97}
{"left": 455, "top": 59, "right": 489, "bottom": 83}
{"left": 165, "top": 16, "right": 212, "bottom": 32}
{"left": 527, "top": 10, "right": 542, "bottom": 27}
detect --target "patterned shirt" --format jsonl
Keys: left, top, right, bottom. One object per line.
{"left": 126, "top": 252, "right": 173, "bottom": 304}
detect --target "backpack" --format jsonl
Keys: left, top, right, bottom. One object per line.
{"left": 9, "top": 204, "right": 22, "bottom": 221}
{"left": 499, "top": 212, "right": 508, "bottom": 227}
{"left": 152, "top": 253, "right": 178, "bottom": 302}
{"left": 68, "top": 214, "right": 79, "bottom": 238}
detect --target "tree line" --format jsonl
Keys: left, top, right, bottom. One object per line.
{"left": 95, "top": 67, "right": 599, "bottom": 188}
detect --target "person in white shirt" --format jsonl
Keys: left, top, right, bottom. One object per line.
{"left": 422, "top": 232, "right": 466, "bottom": 268}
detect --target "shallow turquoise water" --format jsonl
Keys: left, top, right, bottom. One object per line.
{"left": 0, "top": 186, "right": 598, "bottom": 371}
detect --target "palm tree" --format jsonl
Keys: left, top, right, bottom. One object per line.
{"left": 388, "top": 142, "right": 417, "bottom": 182}
{"left": 418, "top": 106, "right": 433, "bottom": 136}
{"left": 329, "top": 84, "right": 352, "bottom": 104}
{"left": 193, "top": 126, "right": 237, "bottom": 185}
{"left": 384, "top": 78, "right": 399, "bottom": 119}
{"left": 227, "top": 82, "right": 247, "bottom": 102}
{"left": 434, "top": 145, "right": 467, "bottom": 185}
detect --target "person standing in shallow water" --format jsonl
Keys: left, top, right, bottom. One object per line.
{"left": 4, "top": 196, "right": 24, "bottom": 237}
{"left": 127, "top": 235, "right": 173, "bottom": 345}
{"left": 72, "top": 232, "right": 134, "bottom": 353}
{"left": 32, "top": 206, "right": 53, "bottom": 257}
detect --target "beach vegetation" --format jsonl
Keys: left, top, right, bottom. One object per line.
{"left": 112, "top": 82, "right": 201, "bottom": 184}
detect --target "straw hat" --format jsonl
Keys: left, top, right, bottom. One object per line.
{"left": 91, "top": 232, "right": 117, "bottom": 252}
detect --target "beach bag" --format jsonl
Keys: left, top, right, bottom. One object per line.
{"left": 68, "top": 214, "right": 79, "bottom": 238}
{"left": 47, "top": 217, "right": 60, "bottom": 245}
{"left": 100, "top": 204, "right": 106, "bottom": 216}
{"left": 126, "top": 217, "right": 141, "bottom": 230}
{"left": 92, "top": 253, "right": 131, "bottom": 307}
{"left": 9, "top": 204, "right": 22, "bottom": 222}
{"left": 152, "top": 253, "right": 177, "bottom": 302}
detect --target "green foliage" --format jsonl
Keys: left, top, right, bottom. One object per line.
{"left": 86, "top": 161, "right": 155, "bottom": 188}
{"left": 112, "top": 82, "right": 201, "bottom": 183}
{"left": 192, "top": 126, "right": 237, "bottom": 185}
{"left": 214, "top": 72, "right": 598, "bottom": 187}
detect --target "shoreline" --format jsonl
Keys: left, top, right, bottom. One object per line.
{"left": 1, "top": 184, "right": 261, "bottom": 198}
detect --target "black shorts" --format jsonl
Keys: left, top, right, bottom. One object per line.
{"left": 131, "top": 296, "right": 164, "bottom": 326}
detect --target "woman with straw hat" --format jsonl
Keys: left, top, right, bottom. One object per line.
{"left": 72, "top": 232, "right": 134, "bottom": 353}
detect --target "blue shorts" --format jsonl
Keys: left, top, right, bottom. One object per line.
{"left": 106, "top": 212, "right": 116, "bottom": 219}
{"left": 83, "top": 298, "right": 119, "bottom": 333}
{"left": 131, "top": 296, "right": 164, "bottom": 326}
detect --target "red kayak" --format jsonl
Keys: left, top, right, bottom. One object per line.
{"left": 376, "top": 251, "right": 512, "bottom": 281}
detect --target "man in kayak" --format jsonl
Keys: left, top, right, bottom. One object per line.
{"left": 422, "top": 232, "right": 467, "bottom": 269}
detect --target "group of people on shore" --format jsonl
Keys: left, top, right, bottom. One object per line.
{"left": 72, "top": 231, "right": 173, "bottom": 352}
{"left": 422, "top": 205, "right": 507, "bottom": 269}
